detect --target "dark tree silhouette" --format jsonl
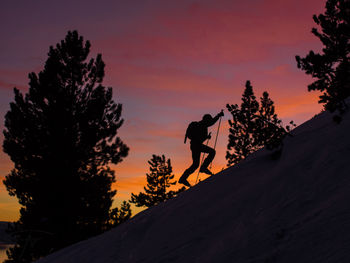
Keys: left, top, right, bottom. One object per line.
{"left": 226, "top": 81, "right": 260, "bottom": 166}
{"left": 3, "top": 31, "right": 129, "bottom": 263}
{"left": 296, "top": 0, "right": 350, "bottom": 114}
{"left": 109, "top": 201, "right": 132, "bottom": 227}
{"left": 226, "top": 81, "right": 294, "bottom": 166}
{"left": 130, "top": 155, "right": 185, "bottom": 208}
{"left": 256, "top": 92, "right": 295, "bottom": 151}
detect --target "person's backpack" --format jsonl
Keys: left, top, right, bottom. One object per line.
{"left": 184, "top": 121, "right": 201, "bottom": 143}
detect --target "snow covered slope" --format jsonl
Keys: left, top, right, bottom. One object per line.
{"left": 38, "top": 110, "right": 350, "bottom": 263}
{"left": 0, "top": 222, "right": 12, "bottom": 244}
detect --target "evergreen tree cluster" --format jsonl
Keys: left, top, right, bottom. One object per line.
{"left": 226, "top": 81, "right": 295, "bottom": 166}
{"left": 296, "top": 0, "right": 350, "bottom": 114}
{"left": 109, "top": 201, "right": 132, "bottom": 227}
{"left": 130, "top": 155, "right": 185, "bottom": 208}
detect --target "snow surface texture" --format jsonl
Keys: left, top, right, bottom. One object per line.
{"left": 0, "top": 222, "right": 12, "bottom": 244}
{"left": 37, "top": 110, "right": 350, "bottom": 263}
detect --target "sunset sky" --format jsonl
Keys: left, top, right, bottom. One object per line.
{"left": 0, "top": 0, "right": 325, "bottom": 221}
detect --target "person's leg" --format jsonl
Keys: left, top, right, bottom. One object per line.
{"left": 180, "top": 144, "right": 201, "bottom": 182}
{"left": 199, "top": 144, "right": 216, "bottom": 173}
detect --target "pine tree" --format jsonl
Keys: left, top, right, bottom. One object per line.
{"left": 226, "top": 81, "right": 260, "bottom": 166}
{"left": 296, "top": 0, "right": 350, "bottom": 114}
{"left": 3, "top": 31, "right": 129, "bottom": 262}
{"left": 130, "top": 155, "right": 185, "bottom": 208}
{"left": 257, "top": 92, "right": 295, "bottom": 150}
{"left": 109, "top": 201, "right": 132, "bottom": 227}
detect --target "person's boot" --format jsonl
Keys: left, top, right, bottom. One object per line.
{"left": 178, "top": 177, "right": 191, "bottom": 187}
{"left": 199, "top": 167, "right": 213, "bottom": 176}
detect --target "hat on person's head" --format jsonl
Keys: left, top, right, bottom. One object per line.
{"left": 202, "top": 114, "right": 212, "bottom": 123}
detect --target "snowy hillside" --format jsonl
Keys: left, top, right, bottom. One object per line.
{"left": 0, "top": 222, "right": 12, "bottom": 244}
{"left": 37, "top": 109, "right": 350, "bottom": 263}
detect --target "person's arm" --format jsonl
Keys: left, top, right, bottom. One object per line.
{"left": 207, "top": 110, "right": 224, "bottom": 127}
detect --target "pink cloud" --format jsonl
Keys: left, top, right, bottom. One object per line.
{"left": 96, "top": 0, "right": 324, "bottom": 65}
{"left": 105, "top": 63, "right": 228, "bottom": 93}
{"left": 0, "top": 69, "right": 29, "bottom": 91}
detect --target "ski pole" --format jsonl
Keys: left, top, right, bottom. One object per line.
{"left": 195, "top": 135, "right": 211, "bottom": 184}
{"left": 209, "top": 115, "right": 222, "bottom": 170}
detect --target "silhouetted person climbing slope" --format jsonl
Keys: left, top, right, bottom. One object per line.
{"left": 179, "top": 110, "right": 224, "bottom": 187}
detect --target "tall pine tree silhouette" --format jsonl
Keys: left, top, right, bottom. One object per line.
{"left": 130, "top": 155, "right": 184, "bottom": 208}
{"left": 3, "top": 31, "right": 129, "bottom": 262}
{"left": 296, "top": 0, "right": 350, "bottom": 114}
{"left": 226, "top": 81, "right": 260, "bottom": 166}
